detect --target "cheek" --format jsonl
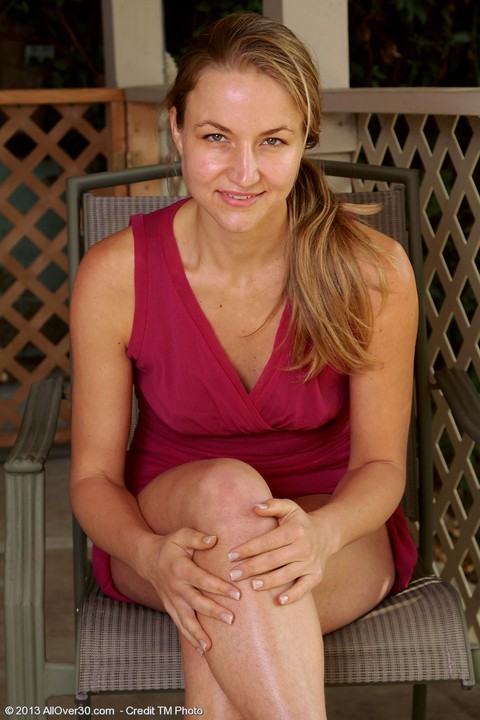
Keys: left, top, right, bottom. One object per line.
{"left": 183, "top": 149, "right": 226, "bottom": 181}
{"left": 268, "top": 155, "right": 302, "bottom": 188}
{"left": 180, "top": 158, "right": 220, "bottom": 197}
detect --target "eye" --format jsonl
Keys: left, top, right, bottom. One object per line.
{"left": 263, "top": 137, "right": 284, "bottom": 147}
{"left": 205, "top": 133, "right": 227, "bottom": 143}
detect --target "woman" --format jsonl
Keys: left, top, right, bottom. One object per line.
{"left": 70, "top": 12, "right": 418, "bottom": 719}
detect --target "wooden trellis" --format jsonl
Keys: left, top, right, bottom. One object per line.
{"left": 329, "top": 90, "right": 480, "bottom": 644}
{"left": 0, "top": 88, "right": 125, "bottom": 447}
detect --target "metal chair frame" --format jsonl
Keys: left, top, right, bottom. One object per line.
{"left": 4, "top": 160, "right": 477, "bottom": 718}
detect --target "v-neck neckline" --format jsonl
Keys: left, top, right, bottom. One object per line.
{"left": 164, "top": 201, "right": 290, "bottom": 399}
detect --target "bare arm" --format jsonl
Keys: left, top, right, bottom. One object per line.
{"left": 227, "top": 228, "right": 419, "bottom": 597}
{"left": 69, "top": 228, "right": 238, "bottom": 649}
{"left": 314, "top": 228, "right": 418, "bottom": 553}
{"left": 69, "top": 226, "right": 150, "bottom": 566}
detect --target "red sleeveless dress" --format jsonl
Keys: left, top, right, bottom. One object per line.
{"left": 93, "top": 199, "right": 417, "bottom": 601}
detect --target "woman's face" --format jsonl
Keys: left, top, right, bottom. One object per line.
{"left": 170, "top": 67, "right": 305, "bottom": 240}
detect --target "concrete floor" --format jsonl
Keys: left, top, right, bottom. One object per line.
{"left": 1, "top": 454, "right": 478, "bottom": 718}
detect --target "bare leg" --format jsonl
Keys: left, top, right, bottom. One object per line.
{"left": 112, "top": 459, "right": 325, "bottom": 719}
{"left": 111, "top": 460, "right": 396, "bottom": 719}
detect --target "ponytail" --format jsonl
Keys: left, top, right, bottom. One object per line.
{"left": 286, "top": 159, "right": 388, "bottom": 378}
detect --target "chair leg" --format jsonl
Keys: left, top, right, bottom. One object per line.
{"left": 411, "top": 684, "right": 427, "bottom": 720}
{"left": 75, "top": 692, "right": 90, "bottom": 707}
{"left": 4, "top": 470, "right": 47, "bottom": 707}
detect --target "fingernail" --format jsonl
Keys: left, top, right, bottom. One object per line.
{"left": 196, "top": 646, "right": 204, "bottom": 656}
{"left": 229, "top": 569, "right": 243, "bottom": 581}
{"left": 200, "top": 639, "right": 208, "bottom": 652}
{"left": 202, "top": 535, "right": 216, "bottom": 545}
{"left": 229, "top": 589, "right": 241, "bottom": 600}
{"left": 228, "top": 551, "right": 240, "bottom": 562}
{"left": 255, "top": 503, "right": 269, "bottom": 509}
{"left": 221, "top": 612, "right": 234, "bottom": 625}
{"left": 251, "top": 579, "right": 264, "bottom": 590}
{"left": 279, "top": 594, "right": 289, "bottom": 605}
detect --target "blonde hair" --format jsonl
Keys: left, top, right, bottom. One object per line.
{"left": 165, "top": 12, "right": 387, "bottom": 377}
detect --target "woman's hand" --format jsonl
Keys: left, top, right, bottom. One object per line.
{"left": 141, "top": 529, "right": 242, "bottom": 653}
{"left": 227, "top": 498, "right": 331, "bottom": 605}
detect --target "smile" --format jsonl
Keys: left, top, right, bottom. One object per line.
{"left": 225, "top": 193, "right": 255, "bottom": 200}
{"left": 219, "top": 191, "right": 265, "bottom": 205}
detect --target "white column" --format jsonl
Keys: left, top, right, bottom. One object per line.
{"left": 102, "top": 0, "right": 166, "bottom": 87}
{"left": 263, "top": 0, "right": 349, "bottom": 88}
{"left": 263, "top": 0, "right": 356, "bottom": 161}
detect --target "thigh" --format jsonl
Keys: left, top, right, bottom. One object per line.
{"left": 295, "top": 494, "right": 395, "bottom": 635}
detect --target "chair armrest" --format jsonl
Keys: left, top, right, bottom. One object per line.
{"left": 434, "top": 368, "right": 480, "bottom": 445}
{"left": 4, "top": 377, "right": 65, "bottom": 705}
{"left": 4, "top": 377, "right": 64, "bottom": 605}
{"left": 4, "top": 376, "right": 65, "bottom": 475}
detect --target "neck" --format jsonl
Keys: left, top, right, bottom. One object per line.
{"left": 191, "top": 203, "right": 288, "bottom": 277}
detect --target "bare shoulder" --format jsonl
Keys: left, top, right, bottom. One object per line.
{"left": 355, "top": 220, "right": 417, "bottom": 300}
{"left": 71, "top": 225, "right": 134, "bottom": 343}
{"left": 73, "top": 225, "right": 134, "bottom": 294}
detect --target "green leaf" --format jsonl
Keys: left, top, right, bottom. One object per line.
{"left": 452, "top": 32, "right": 472, "bottom": 45}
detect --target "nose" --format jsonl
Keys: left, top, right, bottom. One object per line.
{"left": 226, "top": 144, "right": 260, "bottom": 187}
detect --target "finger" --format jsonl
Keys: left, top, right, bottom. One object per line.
{"left": 179, "top": 529, "right": 218, "bottom": 552}
{"left": 174, "top": 553, "right": 241, "bottom": 600}
{"left": 169, "top": 531, "right": 241, "bottom": 598}
{"left": 179, "top": 620, "right": 208, "bottom": 655}
{"left": 253, "top": 498, "right": 299, "bottom": 518}
{"left": 166, "top": 588, "right": 231, "bottom": 654}
{"left": 187, "top": 561, "right": 242, "bottom": 601}
{"left": 187, "top": 585, "right": 236, "bottom": 626}
{"left": 277, "top": 574, "right": 321, "bottom": 606}
{"left": 228, "top": 523, "right": 295, "bottom": 564}
{"left": 163, "top": 597, "right": 211, "bottom": 654}
{"left": 232, "top": 545, "right": 301, "bottom": 582}
{"left": 249, "top": 563, "right": 302, "bottom": 591}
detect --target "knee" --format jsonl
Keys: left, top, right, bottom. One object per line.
{"left": 193, "top": 458, "right": 272, "bottom": 526}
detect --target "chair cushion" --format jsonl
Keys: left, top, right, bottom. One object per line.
{"left": 324, "top": 576, "right": 473, "bottom": 685}
{"left": 78, "top": 584, "right": 184, "bottom": 693}
{"left": 77, "top": 576, "right": 474, "bottom": 693}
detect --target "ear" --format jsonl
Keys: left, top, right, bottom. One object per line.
{"left": 169, "top": 107, "right": 183, "bottom": 156}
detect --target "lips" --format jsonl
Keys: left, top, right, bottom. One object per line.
{"left": 219, "top": 190, "right": 263, "bottom": 204}
{"left": 225, "top": 193, "right": 253, "bottom": 200}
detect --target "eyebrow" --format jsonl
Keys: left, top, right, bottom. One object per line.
{"left": 196, "top": 120, "right": 295, "bottom": 135}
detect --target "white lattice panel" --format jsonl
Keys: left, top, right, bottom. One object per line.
{"left": 353, "top": 110, "right": 480, "bottom": 643}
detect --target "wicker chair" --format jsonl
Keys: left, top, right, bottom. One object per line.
{"left": 4, "top": 160, "right": 477, "bottom": 718}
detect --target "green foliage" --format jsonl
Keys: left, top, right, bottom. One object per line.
{"left": 163, "top": 0, "right": 263, "bottom": 62}
{"left": 349, "top": 0, "right": 480, "bottom": 87}
{"left": 0, "top": 0, "right": 104, "bottom": 87}
{"left": 2, "top": 0, "right": 478, "bottom": 89}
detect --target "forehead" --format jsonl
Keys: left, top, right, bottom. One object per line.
{"left": 184, "top": 67, "right": 303, "bottom": 126}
